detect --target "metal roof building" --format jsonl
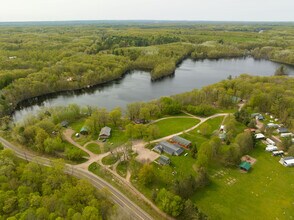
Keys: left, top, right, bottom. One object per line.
{"left": 153, "top": 141, "right": 184, "bottom": 156}
{"left": 170, "top": 136, "right": 192, "bottom": 148}
{"left": 99, "top": 126, "right": 111, "bottom": 138}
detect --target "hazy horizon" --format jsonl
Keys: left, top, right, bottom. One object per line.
{"left": 1, "top": 0, "right": 294, "bottom": 22}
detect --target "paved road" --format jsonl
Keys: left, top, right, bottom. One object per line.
{"left": 0, "top": 137, "right": 153, "bottom": 220}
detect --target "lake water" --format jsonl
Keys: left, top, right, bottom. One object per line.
{"left": 13, "top": 57, "right": 294, "bottom": 122}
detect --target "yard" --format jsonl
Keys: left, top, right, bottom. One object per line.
{"left": 85, "top": 142, "right": 101, "bottom": 154}
{"left": 151, "top": 117, "right": 200, "bottom": 138}
{"left": 192, "top": 142, "right": 294, "bottom": 220}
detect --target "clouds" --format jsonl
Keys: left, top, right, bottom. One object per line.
{"left": 0, "top": 0, "right": 293, "bottom": 22}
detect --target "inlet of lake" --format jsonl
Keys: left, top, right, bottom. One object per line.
{"left": 13, "top": 57, "right": 294, "bottom": 122}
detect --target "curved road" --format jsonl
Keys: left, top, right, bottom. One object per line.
{"left": 0, "top": 137, "right": 153, "bottom": 220}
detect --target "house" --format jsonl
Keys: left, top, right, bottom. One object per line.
{"left": 239, "top": 161, "right": 251, "bottom": 172}
{"left": 169, "top": 136, "right": 191, "bottom": 149}
{"left": 257, "top": 114, "right": 264, "bottom": 120}
{"left": 80, "top": 126, "right": 89, "bottom": 135}
{"left": 220, "top": 125, "right": 225, "bottom": 131}
{"left": 277, "top": 127, "right": 288, "bottom": 134}
{"left": 158, "top": 155, "right": 171, "bottom": 165}
{"left": 266, "top": 138, "right": 276, "bottom": 146}
{"left": 61, "top": 120, "right": 69, "bottom": 128}
{"left": 99, "top": 126, "right": 111, "bottom": 139}
{"left": 279, "top": 157, "right": 294, "bottom": 167}
{"left": 153, "top": 141, "right": 184, "bottom": 156}
{"left": 255, "top": 133, "right": 265, "bottom": 139}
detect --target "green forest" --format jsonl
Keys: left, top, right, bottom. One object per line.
{"left": 0, "top": 149, "right": 120, "bottom": 220}
{"left": 0, "top": 22, "right": 294, "bottom": 220}
{"left": 0, "top": 23, "right": 294, "bottom": 117}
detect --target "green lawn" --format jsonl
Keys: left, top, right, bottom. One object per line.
{"left": 116, "top": 161, "right": 129, "bottom": 178}
{"left": 192, "top": 142, "right": 294, "bottom": 220}
{"left": 63, "top": 141, "right": 89, "bottom": 163}
{"left": 104, "top": 129, "right": 128, "bottom": 152}
{"left": 102, "top": 153, "right": 121, "bottom": 165}
{"left": 85, "top": 143, "right": 101, "bottom": 154}
{"left": 180, "top": 116, "right": 225, "bottom": 147}
{"left": 152, "top": 117, "right": 200, "bottom": 138}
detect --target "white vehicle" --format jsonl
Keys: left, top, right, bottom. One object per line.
{"left": 266, "top": 138, "right": 276, "bottom": 146}
{"left": 272, "top": 151, "right": 284, "bottom": 156}
{"left": 265, "top": 145, "right": 278, "bottom": 152}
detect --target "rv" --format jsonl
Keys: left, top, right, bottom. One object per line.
{"left": 272, "top": 151, "right": 284, "bottom": 156}
{"left": 265, "top": 145, "right": 278, "bottom": 152}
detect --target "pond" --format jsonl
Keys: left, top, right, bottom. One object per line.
{"left": 13, "top": 57, "right": 294, "bottom": 122}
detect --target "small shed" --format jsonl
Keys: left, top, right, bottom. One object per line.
{"left": 239, "top": 161, "right": 251, "bottom": 172}
{"left": 80, "top": 126, "right": 89, "bottom": 135}
{"left": 158, "top": 155, "right": 171, "bottom": 165}
{"left": 61, "top": 121, "right": 69, "bottom": 128}
{"left": 99, "top": 126, "right": 111, "bottom": 139}
{"left": 257, "top": 115, "right": 264, "bottom": 120}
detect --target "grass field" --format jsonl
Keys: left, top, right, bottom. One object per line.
{"left": 152, "top": 117, "right": 200, "bottom": 138}
{"left": 192, "top": 142, "right": 294, "bottom": 220}
{"left": 85, "top": 143, "right": 101, "bottom": 154}
{"left": 116, "top": 161, "right": 129, "bottom": 178}
{"left": 180, "top": 116, "right": 225, "bottom": 147}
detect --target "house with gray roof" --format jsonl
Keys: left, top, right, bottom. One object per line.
{"left": 99, "top": 126, "right": 111, "bottom": 139}
{"left": 158, "top": 155, "right": 171, "bottom": 165}
{"left": 153, "top": 141, "right": 184, "bottom": 156}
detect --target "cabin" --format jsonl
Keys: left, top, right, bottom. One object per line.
{"left": 158, "top": 155, "right": 171, "bottom": 165}
{"left": 61, "top": 120, "right": 69, "bottom": 128}
{"left": 279, "top": 157, "right": 294, "bottom": 167}
{"left": 153, "top": 141, "right": 184, "bottom": 156}
{"left": 80, "top": 126, "right": 89, "bottom": 135}
{"left": 169, "top": 136, "right": 191, "bottom": 149}
{"left": 266, "top": 138, "right": 276, "bottom": 146}
{"left": 99, "top": 126, "right": 111, "bottom": 139}
{"left": 239, "top": 161, "right": 251, "bottom": 172}
{"left": 277, "top": 127, "right": 289, "bottom": 134}
{"left": 255, "top": 133, "right": 265, "bottom": 139}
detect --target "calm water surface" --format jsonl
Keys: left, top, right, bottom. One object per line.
{"left": 13, "top": 57, "right": 294, "bottom": 122}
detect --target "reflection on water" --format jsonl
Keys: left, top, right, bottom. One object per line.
{"left": 13, "top": 57, "right": 294, "bottom": 122}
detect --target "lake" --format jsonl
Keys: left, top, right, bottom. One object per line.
{"left": 13, "top": 57, "right": 294, "bottom": 122}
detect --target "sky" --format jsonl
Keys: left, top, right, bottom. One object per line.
{"left": 0, "top": 0, "right": 293, "bottom": 22}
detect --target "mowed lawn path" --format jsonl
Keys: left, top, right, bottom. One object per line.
{"left": 192, "top": 142, "right": 294, "bottom": 220}
{"left": 151, "top": 117, "right": 200, "bottom": 138}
